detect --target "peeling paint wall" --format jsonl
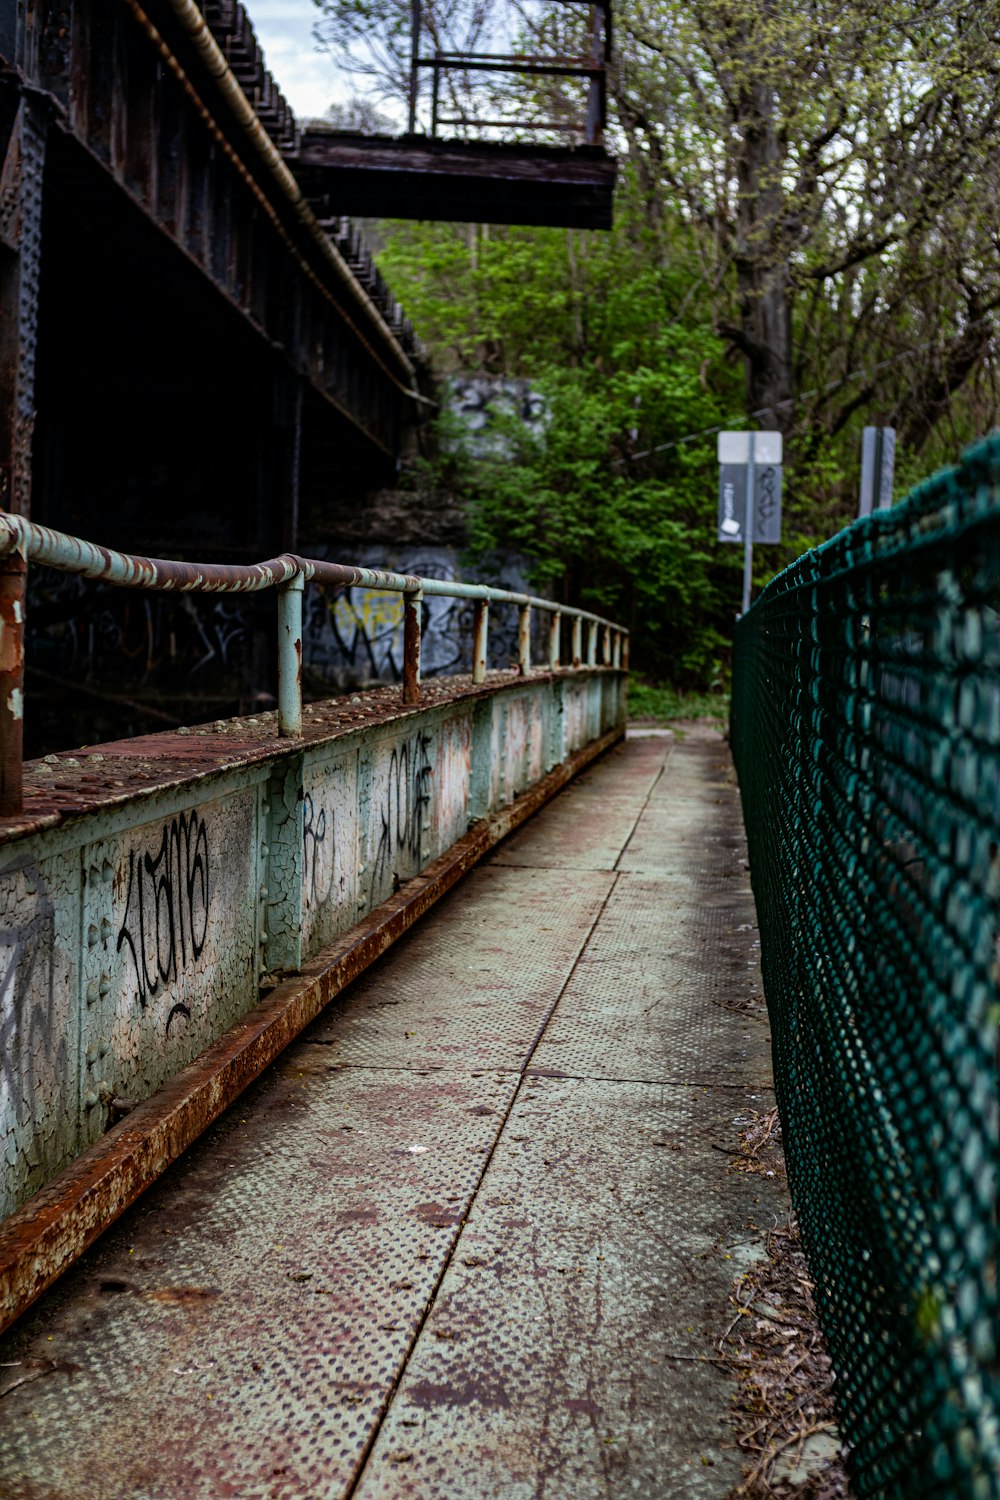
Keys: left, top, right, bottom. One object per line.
{"left": 0, "top": 671, "right": 624, "bottom": 1218}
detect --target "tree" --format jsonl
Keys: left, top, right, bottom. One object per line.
{"left": 611, "top": 0, "right": 1000, "bottom": 449}
{"left": 314, "top": 0, "right": 1000, "bottom": 681}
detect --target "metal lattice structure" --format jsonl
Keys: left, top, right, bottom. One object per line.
{"left": 731, "top": 435, "right": 1000, "bottom": 1498}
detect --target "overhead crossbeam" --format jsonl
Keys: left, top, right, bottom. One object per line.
{"left": 295, "top": 133, "right": 615, "bottom": 231}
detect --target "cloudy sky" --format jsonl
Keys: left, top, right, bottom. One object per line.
{"left": 246, "top": 1, "right": 343, "bottom": 119}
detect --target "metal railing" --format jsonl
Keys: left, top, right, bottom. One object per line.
{"left": 407, "top": 0, "right": 611, "bottom": 146}
{"left": 0, "top": 511, "right": 628, "bottom": 815}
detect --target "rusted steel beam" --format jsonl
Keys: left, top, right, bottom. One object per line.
{"left": 0, "top": 553, "right": 25, "bottom": 816}
{"left": 402, "top": 587, "right": 422, "bottom": 704}
{"left": 132, "top": 0, "right": 417, "bottom": 385}
{"left": 0, "top": 100, "right": 45, "bottom": 528}
{"left": 294, "top": 133, "right": 615, "bottom": 231}
{"left": 0, "top": 721, "right": 625, "bottom": 1334}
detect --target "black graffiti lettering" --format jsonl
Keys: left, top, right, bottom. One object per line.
{"left": 373, "top": 733, "right": 433, "bottom": 887}
{"left": 117, "top": 812, "right": 210, "bottom": 1014}
{"left": 28, "top": 573, "right": 249, "bottom": 679}
{"left": 303, "top": 793, "right": 335, "bottom": 911}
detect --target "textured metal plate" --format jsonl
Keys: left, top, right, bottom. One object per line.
{"left": 489, "top": 737, "right": 667, "bottom": 870}
{"left": 0, "top": 1064, "right": 517, "bottom": 1500}
{"left": 529, "top": 873, "right": 770, "bottom": 1086}
{"left": 352, "top": 1076, "right": 780, "bottom": 1500}
{"left": 0, "top": 727, "right": 780, "bottom": 1499}
{"left": 304, "top": 865, "right": 614, "bottom": 1072}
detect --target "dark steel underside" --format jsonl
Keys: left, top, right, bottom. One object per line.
{"left": 295, "top": 133, "right": 616, "bottom": 230}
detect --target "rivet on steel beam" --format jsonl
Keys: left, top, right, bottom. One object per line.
{"left": 85, "top": 980, "right": 99, "bottom": 1006}
{"left": 518, "top": 604, "right": 531, "bottom": 676}
{"left": 473, "top": 600, "right": 489, "bottom": 685}
{"left": 403, "top": 588, "right": 422, "bottom": 704}
{"left": 277, "top": 573, "right": 304, "bottom": 737}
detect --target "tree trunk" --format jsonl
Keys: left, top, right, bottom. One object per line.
{"left": 729, "top": 78, "right": 794, "bottom": 431}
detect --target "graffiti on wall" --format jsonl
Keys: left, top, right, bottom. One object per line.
{"left": 28, "top": 573, "right": 253, "bottom": 686}
{"left": 303, "top": 546, "right": 528, "bottom": 689}
{"left": 0, "top": 861, "right": 66, "bottom": 1139}
{"left": 303, "top": 792, "right": 335, "bottom": 912}
{"left": 116, "top": 811, "right": 210, "bottom": 1032}
{"left": 372, "top": 731, "right": 433, "bottom": 889}
{"left": 447, "top": 377, "right": 548, "bottom": 459}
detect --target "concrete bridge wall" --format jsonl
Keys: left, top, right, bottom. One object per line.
{"left": 0, "top": 670, "right": 625, "bottom": 1219}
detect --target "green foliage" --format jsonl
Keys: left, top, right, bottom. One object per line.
{"left": 460, "top": 360, "right": 740, "bottom": 684}
{"left": 380, "top": 194, "right": 756, "bottom": 684}
{"left": 361, "top": 0, "right": 1000, "bottom": 690}
{"left": 627, "top": 674, "right": 730, "bottom": 723}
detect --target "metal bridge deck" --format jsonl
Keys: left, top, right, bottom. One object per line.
{"left": 0, "top": 726, "right": 781, "bottom": 1499}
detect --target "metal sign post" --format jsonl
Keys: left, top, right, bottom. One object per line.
{"left": 717, "top": 430, "right": 783, "bottom": 614}
{"left": 742, "top": 432, "right": 756, "bottom": 617}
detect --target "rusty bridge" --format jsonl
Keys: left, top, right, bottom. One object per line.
{"left": 0, "top": 0, "right": 897, "bottom": 1495}
{"left": 0, "top": 0, "right": 997, "bottom": 1488}
{"left": 0, "top": 515, "right": 778, "bottom": 1497}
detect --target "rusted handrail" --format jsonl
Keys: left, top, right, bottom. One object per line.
{"left": 0, "top": 512, "right": 628, "bottom": 815}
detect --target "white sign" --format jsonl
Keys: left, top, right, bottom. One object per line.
{"left": 717, "top": 430, "right": 783, "bottom": 465}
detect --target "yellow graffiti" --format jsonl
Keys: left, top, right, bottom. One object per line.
{"left": 331, "top": 592, "right": 403, "bottom": 638}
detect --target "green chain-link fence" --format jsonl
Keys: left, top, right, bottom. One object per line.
{"left": 732, "top": 435, "right": 1000, "bottom": 1499}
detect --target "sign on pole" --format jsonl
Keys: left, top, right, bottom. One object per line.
{"left": 716, "top": 431, "right": 783, "bottom": 613}
{"left": 858, "top": 426, "right": 896, "bottom": 517}
{"left": 718, "top": 465, "right": 746, "bottom": 541}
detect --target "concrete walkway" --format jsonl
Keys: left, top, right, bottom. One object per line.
{"left": 0, "top": 726, "right": 783, "bottom": 1499}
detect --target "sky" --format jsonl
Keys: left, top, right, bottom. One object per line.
{"left": 245, "top": 1, "right": 344, "bottom": 120}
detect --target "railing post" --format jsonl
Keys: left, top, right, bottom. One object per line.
{"left": 571, "top": 615, "right": 582, "bottom": 668}
{"left": 622, "top": 633, "right": 630, "bottom": 670}
{"left": 587, "top": 621, "right": 598, "bottom": 666}
{"left": 612, "top": 630, "right": 622, "bottom": 669}
{"left": 518, "top": 604, "right": 531, "bottom": 675}
{"left": 473, "top": 600, "right": 489, "bottom": 684}
{"left": 548, "top": 611, "right": 561, "bottom": 671}
{"left": 403, "top": 588, "right": 422, "bottom": 704}
{"left": 0, "top": 552, "right": 26, "bottom": 816}
{"left": 277, "top": 573, "right": 303, "bottom": 736}
{"left": 602, "top": 624, "right": 610, "bottom": 665}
